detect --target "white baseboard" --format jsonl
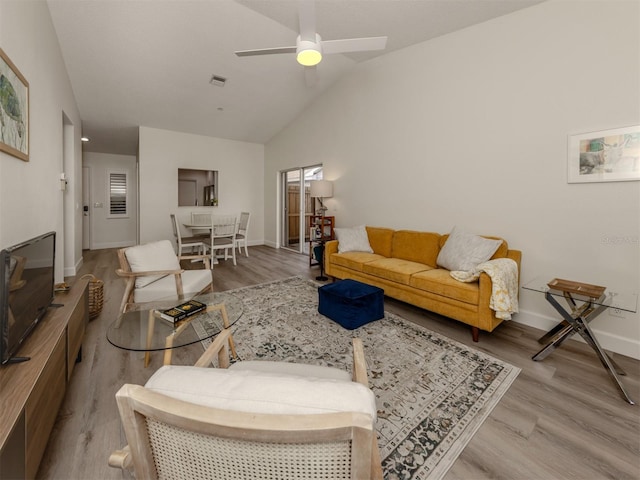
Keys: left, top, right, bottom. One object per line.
{"left": 90, "top": 240, "right": 266, "bottom": 251}
{"left": 514, "top": 309, "right": 640, "bottom": 360}
{"left": 64, "top": 256, "right": 84, "bottom": 278}
{"left": 91, "top": 240, "right": 136, "bottom": 250}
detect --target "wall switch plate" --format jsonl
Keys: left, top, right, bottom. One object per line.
{"left": 609, "top": 308, "right": 625, "bottom": 318}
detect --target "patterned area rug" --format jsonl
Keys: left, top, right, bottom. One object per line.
{"left": 197, "top": 277, "right": 520, "bottom": 480}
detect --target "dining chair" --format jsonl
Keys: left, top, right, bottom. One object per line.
{"left": 109, "top": 333, "right": 382, "bottom": 480}
{"left": 170, "top": 214, "right": 208, "bottom": 257}
{"left": 235, "top": 211, "right": 251, "bottom": 257}
{"left": 190, "top": 211, "right": 213, "bottom": 238}
{"left": 204, "top": 215, "right": 237, "bottom": 266}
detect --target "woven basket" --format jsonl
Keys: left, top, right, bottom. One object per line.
{"left": 81, "top": 274, "right": 104, "bottom": 320}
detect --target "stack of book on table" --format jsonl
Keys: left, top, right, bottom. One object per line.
{"left": 160, "top": 299, "right": 206, "bottom": 324}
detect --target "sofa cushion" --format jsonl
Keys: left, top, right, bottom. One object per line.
{"left": 329, "top": 251, "right": 386, "bottom": 272}
{"left": 363, "top": 258, "right": 432, "bottom": 285}
{"left": 391, "top": 230, "right": 441, "bottom": 267}
{"left": 436, "top": 226, "right": 502, "bottom": 272}
{"left": 439, "top": 233, "right": 508, "bottom": 259}
{"left": 365, "top": 226, "right": 395, "bottom": 257}
{"left": 334, "top": 225, "right": 373, "bottom": 253}
{"left": 410, "top": 268, "right": 480, "bottom": 305}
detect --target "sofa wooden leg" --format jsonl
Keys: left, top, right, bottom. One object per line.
{"left": 471, "top": 327, "right": 479, "bottom": 342}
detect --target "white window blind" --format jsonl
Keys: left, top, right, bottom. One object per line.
{"left": 109, "top": 172, "right": 128, "bottom": 217}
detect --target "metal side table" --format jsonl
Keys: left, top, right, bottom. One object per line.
{"left": 523, "top": 277, "right": 638, "bottom": 404}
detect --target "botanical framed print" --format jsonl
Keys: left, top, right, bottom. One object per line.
{"left": 0, "top": 48, "right": 29, "bottom": 161}
{"left": 568, "top": 125, "right": 640, "bottom": 183}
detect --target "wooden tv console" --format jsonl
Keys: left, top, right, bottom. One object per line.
{"left": 0, "top": 278, "right": 88, "bottom": 479}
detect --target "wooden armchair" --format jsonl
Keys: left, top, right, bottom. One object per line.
{"left": 116, "top": 240, "right": 213, "bottom": 316}
{"left": 109, "top": 332, "right": 382, "bottom": 479}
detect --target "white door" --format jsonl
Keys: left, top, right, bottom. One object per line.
{"left": 82, "top": 166, "right": 91, "bottom": 250}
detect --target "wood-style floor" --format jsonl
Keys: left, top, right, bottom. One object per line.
{"left": 37, "top": 245, "right": 640, "bottom": 479}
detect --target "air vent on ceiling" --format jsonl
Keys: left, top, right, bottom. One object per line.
{"left": 210, "top": 75, "right": 227, "bottom": 87}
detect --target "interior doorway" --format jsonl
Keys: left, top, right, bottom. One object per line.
{"left": 280, "top": 165, "right": 323, "bottom": 254}
{"left": 82, "top": 166, "right": 91, "bottom": 250}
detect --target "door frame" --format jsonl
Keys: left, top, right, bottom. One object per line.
{"left": 280, "top": 165, "right": 323, "bottom": 254}
{"left": 82, "top": 165, "right": 91, "bottom": 250}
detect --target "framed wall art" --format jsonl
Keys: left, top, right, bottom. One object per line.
{"left": 568, "top": 125, "right": 640, "bottom": 183}
{"left": 0, "top": 48, "right": 29, "bottom": 161}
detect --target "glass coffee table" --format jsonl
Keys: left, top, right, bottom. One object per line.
{"left": 107, "top": 291, "right": 243, "bottom": 367}
{"left": 523, "top": 276, "right": 638, "bottom": 404}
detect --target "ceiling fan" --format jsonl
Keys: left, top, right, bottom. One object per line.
{"left": 235, "top": 0, "right": 387, "bottom": 86}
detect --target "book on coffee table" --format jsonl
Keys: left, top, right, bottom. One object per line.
{"left": 160, "top": 299, "right": 206, "bottom": 324}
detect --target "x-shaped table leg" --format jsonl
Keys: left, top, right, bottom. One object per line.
{"left": 533, "top": 292, "right": 634, "bottom": 404}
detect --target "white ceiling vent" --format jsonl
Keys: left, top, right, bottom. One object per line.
{"left": 210, "top": 75, "right": 227, "bottom": 87}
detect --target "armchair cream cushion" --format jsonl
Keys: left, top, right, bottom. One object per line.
{"left": 229, "top": 360, "right": 351, "bottom": 381}
{"left": 145, "top": 364, "right": 377, "bottom": 418}
{"left": 132, "top": 272, "right": 211, "bottom": 303}
{"left": 123, "top": 239, "right": 212, "bottom": 304}
{"left": 125, "top": 240, "right": 181, "bottom": 288}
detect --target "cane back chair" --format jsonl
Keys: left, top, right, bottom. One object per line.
{"left": 109, "top": 332, "right": 382, "bottom": 479}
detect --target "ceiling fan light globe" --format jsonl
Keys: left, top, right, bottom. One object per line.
{"left": 296, "top": 35, "right": 322, "bottom": 66}
{"left": 297, "top": 48, "right": 322, "bottom": 66}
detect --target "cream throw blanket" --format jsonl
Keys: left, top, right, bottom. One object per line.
{"left": 450, "top": 258, "right": 519, "bottom": 320}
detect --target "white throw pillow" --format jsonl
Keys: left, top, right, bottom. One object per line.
{"left": 334, "top": 225, "right": 373, "bottom": 253}
{"left": 436, "top": 226, "right": 502, "bottom": 272}
{"left": 125, "top": 240, "right": 182, "bottom": 288}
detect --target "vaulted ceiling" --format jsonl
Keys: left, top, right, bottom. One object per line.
{"left": 47, "top": 0, "right": 544, "bottom": 155}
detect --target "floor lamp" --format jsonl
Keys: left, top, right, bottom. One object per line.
{"left": 310, "top": 180, "right": 333, "bottom": 281}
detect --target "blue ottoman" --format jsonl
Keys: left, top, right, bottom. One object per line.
{"left": 318, "top": 279, "right": 384, "bottom": 329}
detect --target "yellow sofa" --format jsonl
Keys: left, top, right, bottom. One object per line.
{"left": 324, "top": 226, "right": 522, "bottom": 341}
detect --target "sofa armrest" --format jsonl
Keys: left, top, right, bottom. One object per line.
{"left": 506, "top": 249, "right": 522, "bottom": 283}
{"left": 324, "top": 240, "right": 339, "bottom": 277}
{"left": 325, "top": 240, "right": 338, "bottom": 255}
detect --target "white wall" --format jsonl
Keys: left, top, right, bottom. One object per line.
{"left": 0, "top": 0, "right": 83, "bottom": 281}
{"left": 138, "top": 126, "right": 264, "bottom": 245}
{"left": 265, "top": 0, "right": 640, "bottom": 358}
{"left": 83, "top": 152, "right": 138, "bottom": 249}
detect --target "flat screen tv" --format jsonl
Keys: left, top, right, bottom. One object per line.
{"left": 0, "top": 231, "right": 56, "bottom": 365}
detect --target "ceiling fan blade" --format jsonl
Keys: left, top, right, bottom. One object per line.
{"left": 235, "top": 46, "right": 297, "bottom": 57}
{"left": 321, "top": 36, "right": 388, "bottom": 55}
{"left": 298, "top": 0, "right": 316, "bottom": 42}
{"left": 304, "top": 65, "right": 317, "bottom": 87}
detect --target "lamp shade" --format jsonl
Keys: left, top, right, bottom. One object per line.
{"left": 310, "top": 180, "right": 333, "bottom": 198}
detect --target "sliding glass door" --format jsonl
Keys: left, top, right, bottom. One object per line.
{"left": 281, "top": 165, "right": 323, "bottom": 253}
